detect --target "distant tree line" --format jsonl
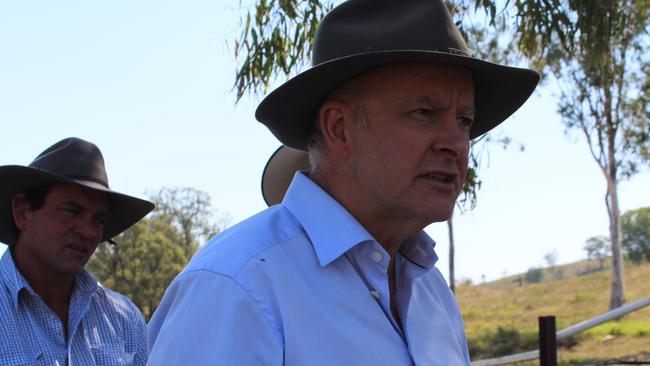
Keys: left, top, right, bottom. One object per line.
{"left": 622, "top": 207, "right": 650, "bottom": 263}
{"left": 584, "top": 206, "right": 650, "bottom": 266}
{"left": 522, "top": 206, "right": 650, "bottom": 286}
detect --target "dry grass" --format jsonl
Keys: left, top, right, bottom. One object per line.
{"left": 456, "top": 260, "right": 650, "bottom": 364}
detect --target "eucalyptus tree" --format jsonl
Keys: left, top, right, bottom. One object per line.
{"left": 510, "top": 0, "right": 650, "bottom": 309}
{"left": 584, "top": 235, "right": 610, "bottom": 270}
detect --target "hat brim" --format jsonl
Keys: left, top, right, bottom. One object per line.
{"left": 0, "top": 166, "right": 154, "bottom": 246}
{"left": 256, "top": 50, "right": 540, "bottom": 150}
{"left": 261, "top": 146, "right": 310, "bottom": 206}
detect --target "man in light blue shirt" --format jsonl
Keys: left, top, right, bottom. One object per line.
{"left": 0, "top": 138, "right": 154, "bottom": 365}
{"left": 147, "top": 0, "right": 539, "bottom": 364}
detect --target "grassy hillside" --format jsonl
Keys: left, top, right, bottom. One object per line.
{"left": 456, "top": 260, "right": 650, "bottom": 364}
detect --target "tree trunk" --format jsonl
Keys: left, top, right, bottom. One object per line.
{"left": 605, "top": 117, "right": 625, "bottom": 309}
{"left": 607, "top": 174, "right": 625, "bottom": 309}
{"left": 448, "top": 217, "right": 455, "bottom": 293}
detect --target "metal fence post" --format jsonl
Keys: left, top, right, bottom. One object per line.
{"left": 539, "top": 316, "right": 557, "bottom": 366}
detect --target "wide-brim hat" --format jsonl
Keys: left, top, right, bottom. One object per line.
{"left": 259, "top": 0, "right": 541, "bottom": 206}
{"left": 0, "top": 137, "right": 154, "bottom": 245}
{"left": 255, "top": 0, "right": 540, "bottom": 151}
{"left": 261, "top": 146, "right": 310, "bottom": 206}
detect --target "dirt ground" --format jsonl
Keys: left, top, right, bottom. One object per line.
{"left": 578, "top": 351, "right": 650, "bottom": 365}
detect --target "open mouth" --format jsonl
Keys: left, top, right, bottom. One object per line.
{"left": 418, "top": 171, "right": 456, "bottom": 185}
{"left": 65, "top": 243, "right": 89, "bottom": 255}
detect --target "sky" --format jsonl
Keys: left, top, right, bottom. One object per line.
{"left": 1, "top": 0, "right": 649, "bottom": 284}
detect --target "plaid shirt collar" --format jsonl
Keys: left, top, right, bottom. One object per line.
{"left": 0, "top": 250, "right": 105, "bottom": 311}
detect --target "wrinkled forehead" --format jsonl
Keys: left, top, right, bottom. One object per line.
{"left": 330, "top": 62, "right": 475, "bottom": 101}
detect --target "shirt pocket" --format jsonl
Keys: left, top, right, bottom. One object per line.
{"left": 87, "top": 332, "right": 135, "bottom": 365}
{"left": 84, "top": 317, "right": 136, "bottom": 366}
{"left": 90, "top": 347, "right": 135, "bottom": 366}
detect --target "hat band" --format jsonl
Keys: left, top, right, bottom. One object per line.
{"left": 440, "top": 48, "right": 470, "bottom": 57}
{"left": 62, "top": 174, "right": 109, "bottom": 188}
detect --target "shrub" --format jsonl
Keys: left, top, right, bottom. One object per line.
{"left": 468, "top": 326, "right": 537, "bottom": 359}
{"left": 525, "top": 267, "right": 544, "bottom": 284}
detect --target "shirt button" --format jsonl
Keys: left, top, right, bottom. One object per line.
{"left": 371, "top": 252, "right": 383, "bottom": 263}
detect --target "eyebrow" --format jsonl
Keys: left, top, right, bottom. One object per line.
{"left": 414, "top": 96, "right": 476, "bottom": 115}
{"left": 459, "top": 105, "right": 476, "bottom": 115}
{"left": 415, "top": 96, "right": 447, "bottom": 108}
{"left": 60, "top": 200, "right": 109, "bottom": 218}
{"left": 59, "top": 200, "right": 83, "bottom": 209}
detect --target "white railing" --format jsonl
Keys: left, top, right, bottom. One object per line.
{"left": 471, "top": 297, "right": 650, "bottom": 366}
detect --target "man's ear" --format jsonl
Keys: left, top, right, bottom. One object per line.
{"left": 317, "top": 99, "right": 357, "bottom": 156}
{"left": 11, "top": 194, "right": 31, "bottom": 231}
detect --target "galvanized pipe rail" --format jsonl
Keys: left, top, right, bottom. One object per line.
{"left": 472, "top": 297, "right": 650, "bottom": 366}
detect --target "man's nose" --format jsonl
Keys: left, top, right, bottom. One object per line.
{"left": 73, "top": 215, "right": 102, "bottom": 241}
{"left": 430, "top": 117, "right": 470, "bottom": 159}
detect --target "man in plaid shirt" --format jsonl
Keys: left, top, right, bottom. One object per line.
{"left": 0, "top": 137, "right": 154, "bottom": 365}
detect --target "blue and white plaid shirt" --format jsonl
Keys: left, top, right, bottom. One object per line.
{"left": 0, "top": 250, "right": 147, "bottom": 365}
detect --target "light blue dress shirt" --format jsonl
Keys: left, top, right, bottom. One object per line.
{"left": 0, "top": 251, "right": 147, "bottom": 365}
{"left": 147, "top": 172, "right": 471, "bottom": 365}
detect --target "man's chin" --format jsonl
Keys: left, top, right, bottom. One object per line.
{"left": 422, "top": 206, "right": 456, "bottom": 224}
{"left": 417, "top": 196, "right": 455, "bottom": 214}
{"left": 412, "top": 211, "right": 452, "bottom": 227}
{"left": 54, "top": 258, "right": 89, "bottom": 277}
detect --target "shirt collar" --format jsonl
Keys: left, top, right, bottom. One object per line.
{"left": 0, "top": 250, "right": 104, "bottom": 311}
{"left": 399, "top": 231, "right": 438, "bottom": 269}
{"left": 0, "top": 250, "right": 32, "bottom": 311}
{"left": 74, "top": 267, "right": 105, "bottom": 296}
{"left": 282, "top": 172, "right": 439, "bottom": 268}
{"left": 282, "top": 172, "right": 375, "bottom": 267}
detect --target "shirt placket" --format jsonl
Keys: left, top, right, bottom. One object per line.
{"left": 67, "top": 282, "right": 94, "bottom": 366}
{"left": 348, "top": 242, "right": 405, "bottom": 338}
{"left": 395, "top": 254, "right": 420, "bottom": 357}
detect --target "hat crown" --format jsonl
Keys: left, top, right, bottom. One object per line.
{"left": 30, "top": 137, "right": 109, "bottom": 188}
{"left": 312, "top": 0, "right": 470, "bottom": 66}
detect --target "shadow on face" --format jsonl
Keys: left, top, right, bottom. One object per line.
{"left": 12, "top": 183, "right": 109, "bottom": 278}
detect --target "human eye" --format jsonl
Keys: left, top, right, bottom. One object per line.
{"left": 458, "top": 116, "right": 474, "bottom": 130}
{"left": 58, "top": 205, "right": 80, "bottom": 215}
{"left": 409, "top": 108, "right": 434, "bottom": 119}
{"left": 93, "top": 214, "right": 108, "bottom": 227}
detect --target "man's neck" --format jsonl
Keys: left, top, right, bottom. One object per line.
{"left": 11, "top": 250, "right": 74, "bottom": 329}
{"left": 311, "top": 172, "right": 423, "bottom": 258}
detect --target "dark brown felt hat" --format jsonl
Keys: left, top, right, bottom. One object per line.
{"left": 0, "top": 137, "right": 154, "bottom": 245}
{"left": 255, "top": 0, "right": 540, "bottom": 151}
